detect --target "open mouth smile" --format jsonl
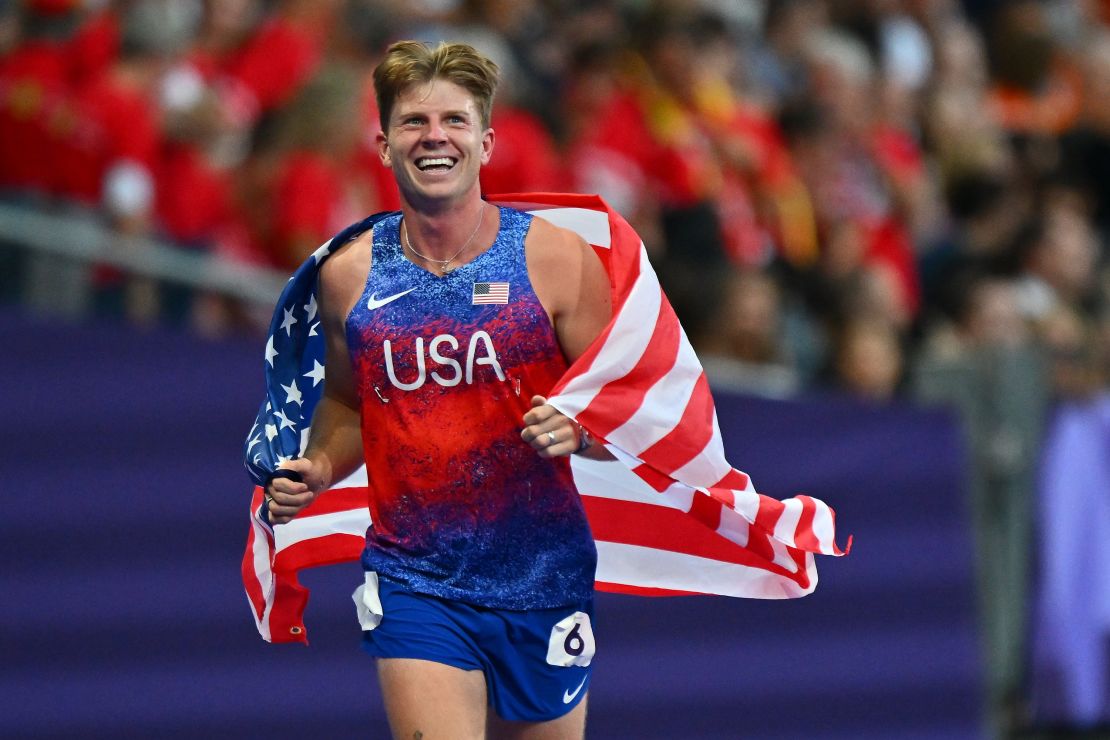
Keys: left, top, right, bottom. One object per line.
{"left": 415, "top": 156, "right": 458, "bottom": 173}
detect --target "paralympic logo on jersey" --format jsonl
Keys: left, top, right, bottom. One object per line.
{"left": 383, "top": 331, "right": 505, "bottom": 391}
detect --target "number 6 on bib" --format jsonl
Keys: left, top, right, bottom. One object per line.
{"left": 545, "top": 611, "right": 595, "bottom": 667}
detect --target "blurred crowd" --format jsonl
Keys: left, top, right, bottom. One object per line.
{"left": 2, "top": 0, "right": 1108, "bottom": 733}
{"left": 1, "top": 0, "right": 1107, "bottom": 401}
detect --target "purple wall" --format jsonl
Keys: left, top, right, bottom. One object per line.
{"left": 1, "top": 310, "right": 982, "bottom": 738}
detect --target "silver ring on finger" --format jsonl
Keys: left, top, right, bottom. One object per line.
{"left": 546, "top": 430, "right": 557, "bottom": 445}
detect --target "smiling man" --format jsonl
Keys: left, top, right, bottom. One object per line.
{"left": 265, "top": 41, "right": 613, "bottom": 739}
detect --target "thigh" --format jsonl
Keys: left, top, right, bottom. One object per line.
{"left": 487, "top": 694, "right": 588, "bottom": 740}
{"left": 377, "top": 658, "right": 488, "bottom": 740}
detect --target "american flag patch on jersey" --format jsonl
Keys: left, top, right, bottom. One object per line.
{"left": 472, "top": 282, "right": 509, "bottom": 304}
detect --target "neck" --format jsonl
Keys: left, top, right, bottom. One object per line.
{"left": 401, "top": 196, "right": 488, "bottom": 261}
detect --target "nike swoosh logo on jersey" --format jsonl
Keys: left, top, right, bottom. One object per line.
{"left": 366, "top": 288, "right": 416, "bottom": 310}
{"left": 563, "top": 676, "right": 588, "bottom": 704}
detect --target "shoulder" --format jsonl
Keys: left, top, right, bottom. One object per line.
{"left": 525, "top": 212, "right": 592, "bottom": 268}
{"left": 523, "top": 211, "right": 610, "bottom": 321}
{"left": 318, "top": 215, "right": 389, "bottom": 318}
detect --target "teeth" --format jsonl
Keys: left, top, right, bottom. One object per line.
{"left": 417, "top": 157, "right": 454, "bottom": 170}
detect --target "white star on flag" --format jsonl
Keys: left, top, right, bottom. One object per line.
{"left": 275, "top": 408, "right": 297, "bottom": 431}
{"left": 312, "top": 242, "right": 331, "bottom": 263}
{"left": 304, "top": 360, "right": 325, "bottom": 387}
{"left": 265, "top": 423, "right": 278, "bottom": 441}
{"left": 309, "top": 322, "right": 319, "bottom": 337}
{"left": 304, "top": 294, "right": 318, "bottom": 322}
{"left": 247, "top": 434, "right": 263, "bottom": 452}
{"left": 281, "top": 380, "right": 303, "bottom": 406}
{"left": 265, "top": 336, "right": 277, "bottom": 367}
{"left": 280, "top": 307, "right": 298, "bottom": 336}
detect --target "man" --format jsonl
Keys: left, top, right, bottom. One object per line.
{"left": 266, "top": 40, "right": 612, "bottom": 739}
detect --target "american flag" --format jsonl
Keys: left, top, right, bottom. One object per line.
{"left": 243, "top": 194, "right": 849, "bottom": 644}
{"left": 472, "top": 281, "right": 509, "bottom": 305}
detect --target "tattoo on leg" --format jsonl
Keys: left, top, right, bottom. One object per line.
{"left": 412, "top": 732, "right": 423, "bottom": 740}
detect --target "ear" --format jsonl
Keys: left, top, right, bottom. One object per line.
{"left": 480, "top": 127, "right": 495, "bottom": 166}
{"left": 376, "top": 130, "right": 391, "bottom": 167}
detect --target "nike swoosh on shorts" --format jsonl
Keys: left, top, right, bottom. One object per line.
{"left": 367, "top": 288, "right": 416, "bottom": 310}
{"left": 563, "top": 676, "right": 588, "bottom": 704}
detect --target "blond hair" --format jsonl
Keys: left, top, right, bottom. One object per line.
{"left": 373, "top": 40, "right": 500, "bottom": 130}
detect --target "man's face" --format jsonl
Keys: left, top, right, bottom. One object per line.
{"left": 377, "top": 79, "right": 494, "bottom": 207}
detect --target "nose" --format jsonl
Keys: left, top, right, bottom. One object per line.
{"left": 421, "top": 117, "right": 448, "bottom": 147}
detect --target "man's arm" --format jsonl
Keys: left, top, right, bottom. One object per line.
{"left": 520, "top": 217, "right": 614, "bottom": 460}
{"left": 267, "top": 235, "right": 371, "bottom": 524}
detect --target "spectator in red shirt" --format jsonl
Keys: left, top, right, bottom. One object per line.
{"left": 47, "top": 1, "right": 190, "bottom": 324}
{"left": 251, "top": 65, "right": 374, "bottom": 271}
{"left": 204, "top": 0, "right": 336, "bottom": 130}
{"left": 0, "top": 5, "right": 74, "bottom": 197}
{"left": 790, "top": 27, "right": 925, "bottom": 326}
{"left": 50, "top": 33, "right": 162, "bottom": 231}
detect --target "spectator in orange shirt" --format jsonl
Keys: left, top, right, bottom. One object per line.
{"left": 984, "top": 0, "right": 1083, "bottom": 138}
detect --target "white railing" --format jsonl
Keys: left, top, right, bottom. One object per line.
{"left": 0, "top": 202, "right": 287, "bottom": 307}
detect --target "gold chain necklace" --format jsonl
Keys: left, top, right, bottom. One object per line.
{"left": 403, "top": 205, "right": 485, "bottom": 275}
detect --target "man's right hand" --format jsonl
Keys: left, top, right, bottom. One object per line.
{"left": 266, "top": 456, "right": 331, "bottom": 525}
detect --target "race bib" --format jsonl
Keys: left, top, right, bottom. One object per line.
{"left": 545, "top": 611, "right": 595, "bottom": 667}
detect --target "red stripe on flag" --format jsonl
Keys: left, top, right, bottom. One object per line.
{"left": 632, "top": 462, "right": 676, "bottom": 493}
{"left": 793, "top": 495, "right": 820, "bottom": 552}
{"left": 636, "top": 372, "right": 715, "bottom": 475}
{"left": 754, "top": 495, "right": 786, "bottom": 536}
{"left": 743, "top": 525, "right": 776, "bottom": 564}
{"left": 576, "top": 299, "right": 681, "bottom": 438}
{"left": 688, "top": 487, "right": 724, "bottom": 532}
{"left": 706, "top": 486, "right": 736, "bottom": 509}
{"left": 550, "top": 310, "right": 618, "bottom": 397}
{"left": 583, "top": 496, "right": 807, "bottom": 581}
{"left": 595, "top": 581, "right": 702, "bottom": 597}
{"left": 549, "top": 263, "right": 641, "bottom": 397}
{"left": 714, "top": 468, "right": 751, "bottom": 491}
{"left": 241, "top": 488, "right": 267, "bottom": 621}
{"left": 277, "top": 533, "right": 367, "bottom": 573}
{"left": 267, "top": 572, "right": 310, "bottom": 644}
{"left": 605, "top": 211, "right": 650, "bottom": 292}
{"left": 589, "top": 242, "right": 612, "bottom": 278}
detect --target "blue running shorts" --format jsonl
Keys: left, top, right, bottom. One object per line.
{"left": 356, "top": 573, "right": 595, "bottom": 722}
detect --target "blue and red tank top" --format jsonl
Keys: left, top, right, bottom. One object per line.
{"left": 344, "top": 206, "right": 597, "bottom": 610}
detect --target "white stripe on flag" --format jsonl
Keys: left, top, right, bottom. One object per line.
{"left": 249, "top": 509, "right": 274, "bottom": 642}
{"left": 274, "top": 506, "right": 372, "bottom": 553}
{"left": 594, "top": 541, "right": 815, "bottom": 598}
{"left": 571, "top": 454, "right": 696, "bottom": 511}
{"left": 716, "top": 506, "right": 751, "bottom": 549}
{"left": 525, "top": 207, "right": 613, "bottom": 248}
{"left": 810, "top": 502, "right": 836, "bottom": 554}
{"left": 772, "top": 498, "right": 804, "bottom": 549}
{"left": 669, "top": 412, "right": 733, "bottom": 488}
{"left": 769, "top": 534, "right": 803, "bottom": 574}
{"left": 605, "top": 336, "right": 702, "bottom": 457}
{"left": 553, "top": 249, "right": 660, "bottom": 412}
{"left": 734, "top": 480, "right": 761, "bottom": 521}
